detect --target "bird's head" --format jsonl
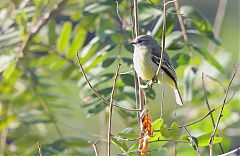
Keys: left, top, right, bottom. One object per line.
{"left": 129, "top": 35, "right": 159, "bottom": 49}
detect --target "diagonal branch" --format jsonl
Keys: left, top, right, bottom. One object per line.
{"left": 202, "top": 73, "right": 224, "bottom": 153}
{"left": 17, "top": 0, "right": 68, "bottom": 61}
{"left": 209, "top": 68, "right": 237, "bottom": 156}
{"left": 76, "top": 52, "right": 140, "bottom": 112}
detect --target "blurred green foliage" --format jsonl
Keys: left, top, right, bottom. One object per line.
{"left": 0, "top": 0, "right": 239, "bottom": 155}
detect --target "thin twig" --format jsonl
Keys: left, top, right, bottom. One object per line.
{"left": 178, "top": 121, "right": 201, "bottom": 156}
{"left": 37, "top": 142, "right": 42, "bottom": 156}
{"left": 173, "top": 0, "right": 192, "bottom": 56}
{"left": 76, "top": 52, "right": 140, "bottom": 112}
{"left": 107, "top": 63, "right": 121, "bottom": 156}
{"left": 115, "top": 0, "right": 132, "bottom": 29}
{"left": 160, "top": 74, "right": 165, "bottom": 118}
{"left": 217, "top": 147, "right": 240, "bottom": 156}
{"left": 149, "top": 138, "right": 188, "bottom": 144}
{"left": 202, "top": 73, "right": 224, "bottom": 153}
{"left": 155, "top": 0, "right": 166, "bottom": 77}
{"left": 147, "top": 0, "right": 183, "bottom": 15}
{"left": 209, "top": 69, "right": 237, "bottom": 155}
{"left": 17, "top": 0, "right": 68, "bottom": 61}
{"left": 92, "top": 143, "right": 99, "bottom": 156}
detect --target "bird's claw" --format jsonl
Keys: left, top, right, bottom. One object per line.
{"left": 140, "top": 80, "right": 153, "bottom": 90}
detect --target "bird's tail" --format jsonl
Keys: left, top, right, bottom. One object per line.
{"left": 174, "top": 87, "right": 183, "bottom": 106}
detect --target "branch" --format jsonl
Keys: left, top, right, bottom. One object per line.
{"left": 209, "top": 68, "right": 237, "bottom": 155}
{"left": 218, "top": 147, "right": 240, "bottom": 156}
{"left": 202, "top": 73, "right": 224, "bottom": 153}
{"left": 76, "top": 52, "right": 140, "bottom": 112}
{"left": 37, "top": 142, "right": 42, "bottom": 156}
{"left": 173, "top": 0, "right": 192, "bottom": 56}
{"left": 149, "top": 138, "right": 188, "bottom": 144}
{"left": 17, "top": 0, "right": 68, "bottom": 61}
{"left": 155, "top": 0, "right": 166, "bottom": 77}
{"left": 178, "top": 121, "right": 201, "bottom": 156}
{"left": 107, "top": 63, "right": 121, "bottom": 156}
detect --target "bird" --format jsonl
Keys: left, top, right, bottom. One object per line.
{"left": 130, "top": 35, "right": 183, "bottom": 105}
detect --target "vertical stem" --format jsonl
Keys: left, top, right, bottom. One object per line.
{"left": 173, "top": 0, "right": 192, "bottom": 56}
{"left": 107, "top": 63, "right": 121, "bottom": 156}
{"left": 207, "top": 0, "right": 228, "bottom": 52}
{"left": 133, "top": 0, "right": 139, "bottom": 37}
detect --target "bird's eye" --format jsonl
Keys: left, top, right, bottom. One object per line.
{"left": 138, "top": 40, "right": 143, "bottom": 43}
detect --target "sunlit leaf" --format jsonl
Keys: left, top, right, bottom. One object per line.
{"left": 172, "top": 53, "right": 190, "bottom": 68}
{"left": 67, "top": 25, "right": 87, "bottom": 58}
{"left": 198, "top": 131, "right": 222, "bottom": 146}
{"left": 3, "top": 61, "right": 16, "bottom": 79}
{"left": 57, "top": 22, "right": 72, "bottom": 52}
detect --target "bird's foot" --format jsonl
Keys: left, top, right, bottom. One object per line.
{"left": 140, "top": 80, "right": 153, "bottom": 90}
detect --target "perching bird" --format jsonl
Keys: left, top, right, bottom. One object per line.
{"left": 130, "top": 35, "right": 183, "bottom": 105}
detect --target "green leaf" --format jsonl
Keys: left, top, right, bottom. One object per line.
{"left": 172, "top": 53, "right": 190, "bottom": 68}
{"left": 3, "top": 61, "right": 16, "bottom": 79}
{"left": 65, "top": 137, "right": 90, "bottom": 147}
{"left": 84, "top": 3, "right": 110, "bottom": 14}
{"left": 57, "top": 22, "right": 72, "bottom": 52}
{"left": 169, "top": 122, "right": 179, "bottom": 139}
{"left": 102, "top": 57, "right": 116, "bottom": 68}
{"left": 160, "top": 124, "right": 170, "bottom": 138}
{"left": 122, "top": 57, "right": 133, "bottom": 65}
{"left": 111, "top": 137, "right": 128, "bottom": 152}
{"left": 120, "top": 74, "right": 134, "bottom": 87}
{"left": 180, "top": 6, "right": 220, "bottom": 45}
{"left": 67, "top": 25, "right": 87, "bottom": 58}
{"left": 198, "top": 131, "right": 222, "bottom": 146}
{"left": 152, "top": 118, "right": 164, "bottom": 130}
{"left": 87, "top": 103, "right": 107, "bottom": 117}
{"left": 192, "top": 45, "right": 225, "bottom": 73}
{"left": 0, "top": 115, "right": 15, "bottom": 131}
{"left": 48, "top": 20, "right": 57, "bottom": 45}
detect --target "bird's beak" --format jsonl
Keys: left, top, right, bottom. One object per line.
{"left": 129, "top": 39, "right": 137, "bottom": 45}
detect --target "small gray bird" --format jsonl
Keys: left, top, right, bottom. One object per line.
{"left": 130, "top": 35, "right": 183, "bottom": 105}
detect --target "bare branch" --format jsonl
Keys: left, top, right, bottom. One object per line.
{"left": 209, "top": 69, "right": 238, "bottom": 155}
{"left": 107, "top": 63, "right": 121, "bottom": 156}
{"left": 76, "top": 52, "right": 140, "bottom": 112}
{"left": 37, "top": 142, "right": 42, "bottom": 156}
{"left": 202, "top": 73, "right": 225, "bottom": 153}
{"left": 173, "top": 0, "right": 192, "bottom": 56}
{"left": 17, "top": 0, "right": 68, "bottom": 61}
{"left": 155, "top": 0, "right": 166, "bottom": 77}
{"left": 218, "top": 147, "right": 240, "bottom": 156}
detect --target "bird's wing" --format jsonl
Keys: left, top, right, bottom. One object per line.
{"left": 151, "top": 52, "right": 177, "bottom": 84}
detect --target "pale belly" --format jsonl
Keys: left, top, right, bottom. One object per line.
{"left": 133, "top": 50, "right": 175, "bottom": 87}
{"left": 133, "top": 51, "right": 157, "bottom": 80}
